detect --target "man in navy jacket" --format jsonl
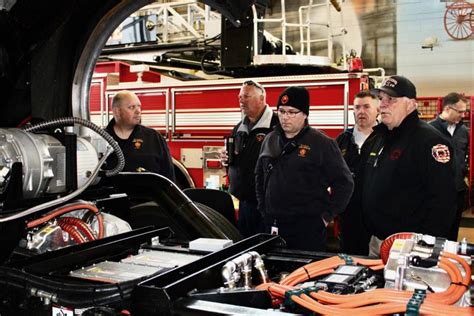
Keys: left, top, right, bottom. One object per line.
{"left": 430, "top": 92, "right": 469, "bottom": 240}
{"left": 256, "top": 86, "right": 354, "bottom": 251}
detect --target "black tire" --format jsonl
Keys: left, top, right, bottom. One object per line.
{"left": 129, "top": 201, "right": 242, "bottom": 242}
{"left": 193, "top": 202, "right": 242, "bottom": 242}
{"left": 129, "top": 201, "right": 190, "bottom": 241}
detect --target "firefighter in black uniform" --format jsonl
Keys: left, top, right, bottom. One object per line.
{"left": 359, "top": 76, "right": 456, "bottom": 256}
{"left": 336, "top": 90, "right": 379, "bottom": 255}
{"left": 221, "top": 80, "right": 279, "bottom": 237}
{"left": 255, "top": 86, "right": 354, "bottom": 251}
{"left": 105, "top": 90, "right": 175, "bottom": 182}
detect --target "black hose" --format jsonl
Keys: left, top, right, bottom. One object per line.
{"left": 458, "top": 242, "right": 474, "bottom": 256}
{"left": 0, "top": 265, "right": 142, "bottom": 307}
{"left": 23, "top": 117, "right": 124, "bottom": 176}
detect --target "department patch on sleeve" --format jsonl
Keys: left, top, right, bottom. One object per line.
{"left": 255, "top": 133, "right": 266, "bottom": 142}
{"left": 431, "top": 144, "right": 450, "bottom": 163}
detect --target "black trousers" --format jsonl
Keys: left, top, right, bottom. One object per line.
{"left": 339, "top": 206, "right": 370, "bottom": 256}
{"left": 449, "top": 190, "right": 466, "bottom": 241}
{"left": 265, "top": 216, "right": 326, "bottom": 252}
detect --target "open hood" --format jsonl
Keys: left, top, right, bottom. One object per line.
{"left": 0, "top": 0, "right": 128, "bottom": 126}
{"left": 0, "top": 0, "right": 258, "bottom": 127}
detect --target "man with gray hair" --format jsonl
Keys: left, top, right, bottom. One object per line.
{"left": 358, "top": 76, "right": 456, "bottom": 256}
{"left": 105, "top": 90, "right": 175, "bottom": 181}
{"left": 221, "top": 80, "right": 279, "bottom": 237}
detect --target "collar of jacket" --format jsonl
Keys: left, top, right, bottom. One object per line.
{"left": 435, "top": 115, "right": 463, "bottom": 130}
{"left": 343, "top": 127, "right": 355, "bottom": 136}
{"left": 374, "top": 110, "right": 419, "bottom": 136}
{"left": 106, "top": 118, "right": 140, "bottom": 139}
{"left": 237, "top": 104, "right": 274, "bottom": 134}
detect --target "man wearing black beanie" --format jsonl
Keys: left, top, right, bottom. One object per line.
{"left": 255, "top": 86, "right": 354, "bottom": 251}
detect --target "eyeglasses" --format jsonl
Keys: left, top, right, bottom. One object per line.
{"left": 377, "top": 95, "right": 399, "bottom": 105}
{"left": 448, "top": 106, "right": 467, "bottom": 114}
{"left": 278, "top": 109, "right": 301, "bottom": 118}
{"left": 243, "top": 80, "right": 265, "bottom": 93}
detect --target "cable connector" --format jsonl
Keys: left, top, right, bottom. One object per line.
{"left": 406, "top": 288, "right": 426, "bottom": 315}
{"left": 338, "top": 253, "right": 354, "bottom": 265}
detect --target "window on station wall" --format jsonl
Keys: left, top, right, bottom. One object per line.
{"left": 377, "top": 36, "right": 396, "bottom": 75}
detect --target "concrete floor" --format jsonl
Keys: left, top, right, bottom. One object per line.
{"left": 458, "top": 207, "right": 474, "bottom": 242}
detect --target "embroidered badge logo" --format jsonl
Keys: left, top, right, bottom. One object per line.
{"left": 389, "top": 148, "right": 402, "bottom": 160}
{"left": 431, "top": 144, "right": 450, "bottom": 163}
{"left": 256, "top": 133, "right": 266, "bottom": 142}
{"left": 298, "top": 144, "right": 311, "bottom": 157}
{"left": 383, "top": 77, "right": 398, "bottom": 88}
{"left": 133, "top": 138, "right": 143, "bottom": 150}
{"left": 281, "top": 95, "right": 289, "bottom": 104}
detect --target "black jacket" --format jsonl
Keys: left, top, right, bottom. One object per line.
{"left": 430, "top": 116, "right": 469, "bottom": 192}
{"left": 105, "top": 119, "right": 175, "bottom": 182}
{"left": 255, "top": 125, "right": 354, "bottom": 223}
{"left": 359, "top": 111, "right": 456, "bottom": 239}
{"left": 228, "top": 106, "right": 279, "bottom": 202}
{"left": 336, "top": 128, "right": 360, "bottom": 174}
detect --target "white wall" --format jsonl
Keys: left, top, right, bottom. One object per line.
{"left": 396, "top": 0, "right": 474, "bottom": 96}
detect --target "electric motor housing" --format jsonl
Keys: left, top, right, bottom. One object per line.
{"left": 0, "top": 128, "right": 98, "bottom": 199}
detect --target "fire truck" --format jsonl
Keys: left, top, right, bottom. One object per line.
{"left": 88, "top": 0, "right": 473, "bottom": 204}
{"left": 89, "top": 61, "right": 474, "bottom": 208}
{"left": 89, "top": 61, "right": 372, "bottom": 189}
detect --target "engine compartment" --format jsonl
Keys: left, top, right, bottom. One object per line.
{"left": 0, "top": 119, "right": 471, "bottom": 315}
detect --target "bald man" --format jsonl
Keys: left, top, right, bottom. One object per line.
{"left": 105, "top": 90, "right": 175, "bottom": 182}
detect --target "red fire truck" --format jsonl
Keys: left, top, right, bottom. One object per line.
{"left": 89, "top": 61, "right": 473, "bottom": 203}
{"left": 89, "top": 61, "right": 374, "bottom": 189}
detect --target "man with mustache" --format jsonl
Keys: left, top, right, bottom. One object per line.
{"left": 255, "top": 86, "right": 353, "bottom": 251}
{"left": 358, "top": 76, "right": 456, "bottom": 256}
{"left": 336, "top": 90, "right": 379, "bottom": 255}
{"left": 105, "top": 90, "right": 175, "bottom": 181}
{"left": 221, "top": 81, "right": 279, "bottom": 237}
{"left": 430, "top": 92, "right": 469, "bottom": 241}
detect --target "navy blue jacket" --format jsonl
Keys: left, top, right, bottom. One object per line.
{"left": 255, "top": 125, "right": 354, "bottom": 224}
{"left": 228, "top": 106, "right": 279, "bottom": 203}
{"left": 430, "top": 116, "right": 469, "bottom": 192}
{"left": 336, "top": 128, "right": 360, "bottom": 175}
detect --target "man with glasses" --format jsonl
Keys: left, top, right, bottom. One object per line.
{"left": 336, "top": 90, "right": 379, "bottom": 255}
{"left": 430, "top": 92, "right": 469, "bottom": 241}
{"left": 255, "top": 86, "right": 354, "bottom": 251}
{"left": 221, "top": 80, "right": 279, "bottom": 238}
{"left": 358, "top": 76, "right": 456, "bottom": 256}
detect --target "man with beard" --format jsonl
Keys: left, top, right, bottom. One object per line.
{"left": 105, "top": 90, "right": 175, "bottom": 181}
{"left": 336, "top": 90, "right": 379, "bottom": 255}
{"left": 255, "top": 86, "right": 353, "bottom": 251}
{"left": 221, "top": 80, "right": 279, "bottom": 237}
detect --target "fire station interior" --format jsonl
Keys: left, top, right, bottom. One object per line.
{"left": 0, "top": 0, "right": 473, "bottom": 315}
{"left": 91, "top": 0, "right": 474, "bottom": 242}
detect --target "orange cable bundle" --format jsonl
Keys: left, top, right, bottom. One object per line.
{"left": 259, "top": 253, "right": 473, "bottom": 315}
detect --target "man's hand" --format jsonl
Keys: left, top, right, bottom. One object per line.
{"left": 220, "top": 149, "right": 229, "bottom": 167}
